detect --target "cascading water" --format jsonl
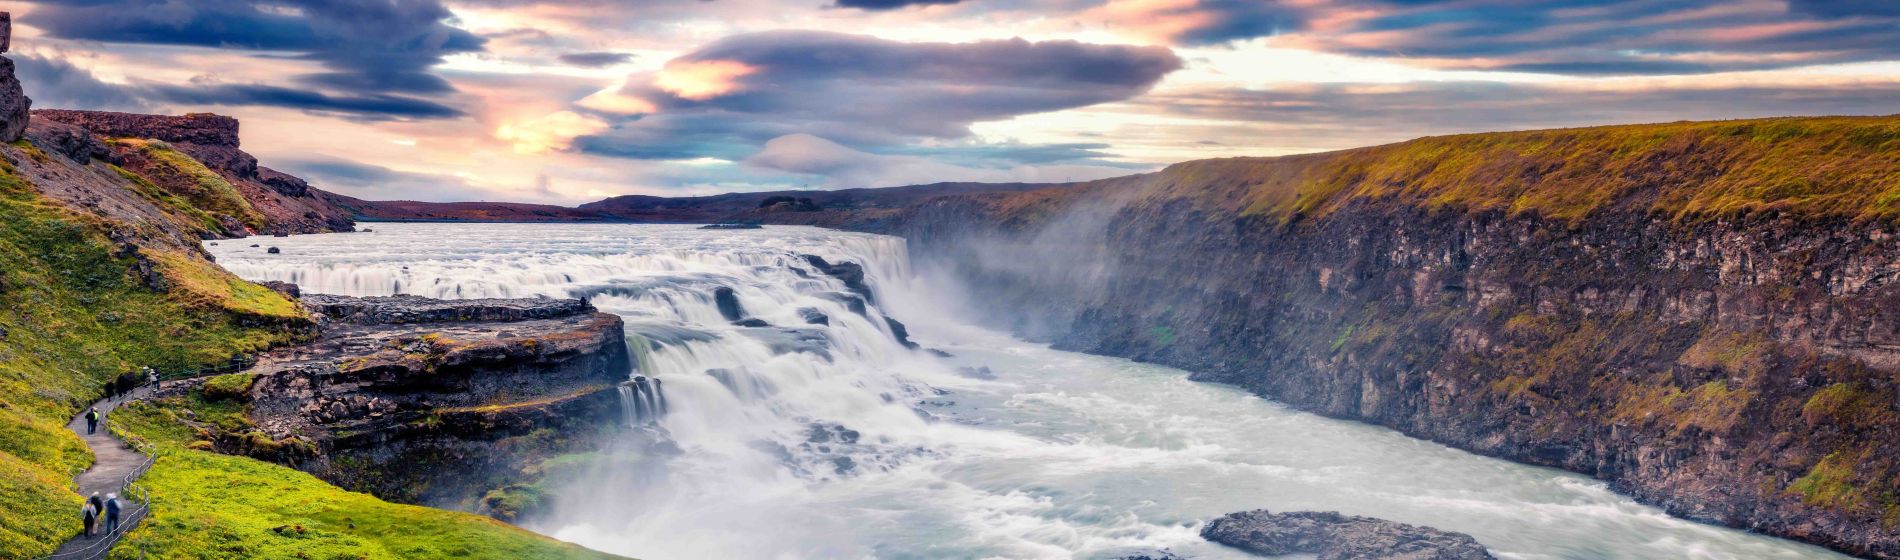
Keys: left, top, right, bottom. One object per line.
{"left": 210, "top": 223, "right": 1851, "bottom": 560}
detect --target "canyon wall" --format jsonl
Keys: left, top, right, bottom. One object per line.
{"left": 721, "top": 117, "right": 1900, "bottom": 558}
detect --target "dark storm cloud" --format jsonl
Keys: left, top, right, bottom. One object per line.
{"left": 10, "top": 54, "right": 152, "bottom": 112}
{"left": 832, "top": 0, "right": 962, "bottom": 10}
{"left": 24, "top": 0, "right": 480, "bottom": 115}
{"left": 577, "top": 31, "right": 1181, "bottom": 160}
{"left": 148, "top": 84, "right": 466, "bottom": 119}
{"left": 558, "top": 51, "right": 635, "bottom": 67}
{"left": 11, "top": 53, "right": 462, "bottom": 119}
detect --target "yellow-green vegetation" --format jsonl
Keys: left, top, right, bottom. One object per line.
{"left": 1610, "top": 380, "right": 1754, "bottom": 432}
{"left": 1789, "top": 449, "right": 1872, "bottom": 511}
{"left": 0, "top": 145, "right": 302, "bottom": 554}
{"left": 114, "top": 138, "right": 267, "bottom": 232}
{"left": 1678, "top": 329, "right": 1771, "bottom": 378}
{"left": 1137, "top": 116, "right": 1900, "bottom": 223}
{"left": 1803, "top": 383, "right": 1897, "bottom": 430}
{"left": 108, "top": 399, "right": 624, "bottom": 559}
{"left": 202, "top": 373, "right": 258, "bottom": 402}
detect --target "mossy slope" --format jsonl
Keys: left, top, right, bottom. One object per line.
{"left": 108, "top": 396, "right": 623, "bottom": 560}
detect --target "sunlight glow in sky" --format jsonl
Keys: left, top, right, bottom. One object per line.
{"left": 8, "top": 0, "right": 1899, "bottom": 203}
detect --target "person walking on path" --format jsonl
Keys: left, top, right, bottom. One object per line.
{"left": 103, "top": 493, "right": 121, "bottom": 535}
{"left": 84, "top": 407, "right": 100, "bottom": 434}
{"left": 81, "top": 500, "right": 97, "bottom": 538}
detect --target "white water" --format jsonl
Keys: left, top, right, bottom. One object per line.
{"left": 209, "top": 223, "right": 1851, "bottom": 560}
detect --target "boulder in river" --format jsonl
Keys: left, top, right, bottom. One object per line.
{"left": 713, "top": 286, "right": 744, "bottom": 321}
{"left": 1201, "top": 510, "right": 1494, "bottom": 560}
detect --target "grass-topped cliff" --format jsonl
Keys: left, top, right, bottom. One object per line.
{"left": 1131, "top": 115, "right": 1900, "bottom": 223}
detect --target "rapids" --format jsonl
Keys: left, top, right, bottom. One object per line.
{"left": 208, "top": 223, "right": 1850, "bottom": 560}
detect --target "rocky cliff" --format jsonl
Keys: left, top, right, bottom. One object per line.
{"left": 32, "top": 109, "right": 355, "bottom": 236}
{"left": 157, "top": 295, "right": 636, "bottom": 510}
{"left": 659, "top": 116, "right": 1900, "bottom": 558}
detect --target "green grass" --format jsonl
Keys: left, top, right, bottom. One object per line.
{"left": 0, "top": 143, "right": 304, "bottom": 555}
{"left": 108, "top": 399, "right": 625, "bottom": 559}
{"left": 115, "top": 139, "right": 267, "bottom": 233}
{"left": 1128, "top": 116, "right": 1900, "bottom": 223}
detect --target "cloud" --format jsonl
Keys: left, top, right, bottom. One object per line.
{"left": 1131, "top": 76, "right": 1900, "bottom": 151}
{"left": 11, "top": 51, "right": 462, "bottom": 119}
{"left": 557, "top": 51, "right": 635, "bottom": 67}
{"left": 574, "top": 31, "right": 1182, "bottom": 162}
{"left": 1089, "top": 0, "right": 1300, "bottom": 46}
{"left": 833, "top": 0, "right": 963, "bottom": 10}
{"left": 1269, "top": 0, "right": 1900, "bottom": 75}
{"left": 271, "top": 155, "right": 477, "bottom": 200}
{"left": 10, "top": 53, "right": 152, "bottom": 112}
{"left": 743, "top": 133, "right": 1141, "bottom": 188}
{"left": 24, "top": 0, "right": 481, "bottom": 115}
{"left": 495, "top": 111, "right": 609, "bottom": 153}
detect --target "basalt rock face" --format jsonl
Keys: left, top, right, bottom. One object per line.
{"left": 1201, "top": 510, "right": 1494, "bottom": 560}
{"left": 0, "top": 57, "right": 29, "bottom": 143}
{"left": 236, "top": 295, "right": 632, "bottom": 508}
{"left": 31, "top": 109, "right": 355, "bottom": 235}
{"left": 740, "top": 118, "right": 1900, "bottom": 557}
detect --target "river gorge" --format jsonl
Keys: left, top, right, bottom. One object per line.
{"left": 204, "top": 223, "right": 1852, "bottom": 559}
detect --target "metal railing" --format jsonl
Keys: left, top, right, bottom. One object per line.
{"left": 39, "top": 432, "right": 157, "bottom": 560}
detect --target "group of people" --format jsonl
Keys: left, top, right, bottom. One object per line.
{"left": 101, "top": 367, "right": 159, "bottom": 402}
{"left": 80, "top": 492, "right": 121, "bottom": 538}
{"left": 75, "top": 366, "right": 158, "bottom": 540}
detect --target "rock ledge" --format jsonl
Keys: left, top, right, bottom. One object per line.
{"left": 1202, "top": 509, "right": 1494, "bottom": 560}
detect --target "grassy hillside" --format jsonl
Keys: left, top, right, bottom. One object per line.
{"left": 0, "top": 137, "right": 618, "bottom": 558}
{"left": 1122, "top": 116, "right": 1900, "bottom": 223}
{"left": 105, "top": 392, "right": 622, "bottom": 559}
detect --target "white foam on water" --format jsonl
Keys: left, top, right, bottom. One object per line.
{"left": 211, "top": 223, "right": 1852, "bottom": 560}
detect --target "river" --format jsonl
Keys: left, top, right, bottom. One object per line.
{"left": 207, "top": 223, "right": 1850, "bottom": 560}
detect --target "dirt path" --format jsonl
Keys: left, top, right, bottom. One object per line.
{"left": 42, "top": 387, "right": 155, "bottom": 560}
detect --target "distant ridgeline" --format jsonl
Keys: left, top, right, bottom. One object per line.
{"left": 0, "top": 19, "right": 621, "bottom": 557}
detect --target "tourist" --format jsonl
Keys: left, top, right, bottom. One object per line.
{"left": 81, "top": 501, "right": 96, "bottom": 538}
{"left": 84, "top": 407, "right": 100, "bottom": 434}
{"left": 103, "top": 493, "right": 121, "bottom": 535}
{"left": 103, "top": 379, "right": 116, "bottom": 401}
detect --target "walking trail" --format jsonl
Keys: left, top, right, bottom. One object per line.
{"left": 42, "top": 386, "right": 156, "bottom": 560}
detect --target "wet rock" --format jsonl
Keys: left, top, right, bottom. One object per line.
{"left": 819, "top": 292, "right": 868, "bottom": 317}
{"left": 803, "top": 255, "right": 874, "bottom": 303}
{"left": 1202, "top": 510, "right": 1494, "bottom": 560}
{"left": 731, "top": 318, "right": 771, "bottom": 328}
{"left": 714, "top": 286, "right": 745, "bottom": 321}
{"left": 799, "top": 307, "right": 830, "bottom": 326}
{"left": 266, "top": 246, "right": 281, "bottom": 254}
{"left": 884, "top": 317, "right": 920, "bottom": 349}
{"left": 302, "top": 294, "right": 594, "bottom": 325}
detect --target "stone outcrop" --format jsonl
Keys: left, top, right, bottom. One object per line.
{"left": 0, "top": 13, "right": 28, "bottom": 143}
{"left": 180, "top": 294, "right": 634, "bottom": 507}
{"left": 1201, "top": 510, "right": 1494, "bottom": 560}
{"left": 31, "top": 109, "right": 355, "bottom": 235}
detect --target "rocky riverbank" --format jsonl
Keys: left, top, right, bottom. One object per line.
{"left": 155, "top": 294, "right": 636, "bottom": 512}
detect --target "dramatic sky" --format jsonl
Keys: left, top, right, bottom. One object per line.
{"left": 9, "top": 0, "right": 1900, "bottom": 202}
